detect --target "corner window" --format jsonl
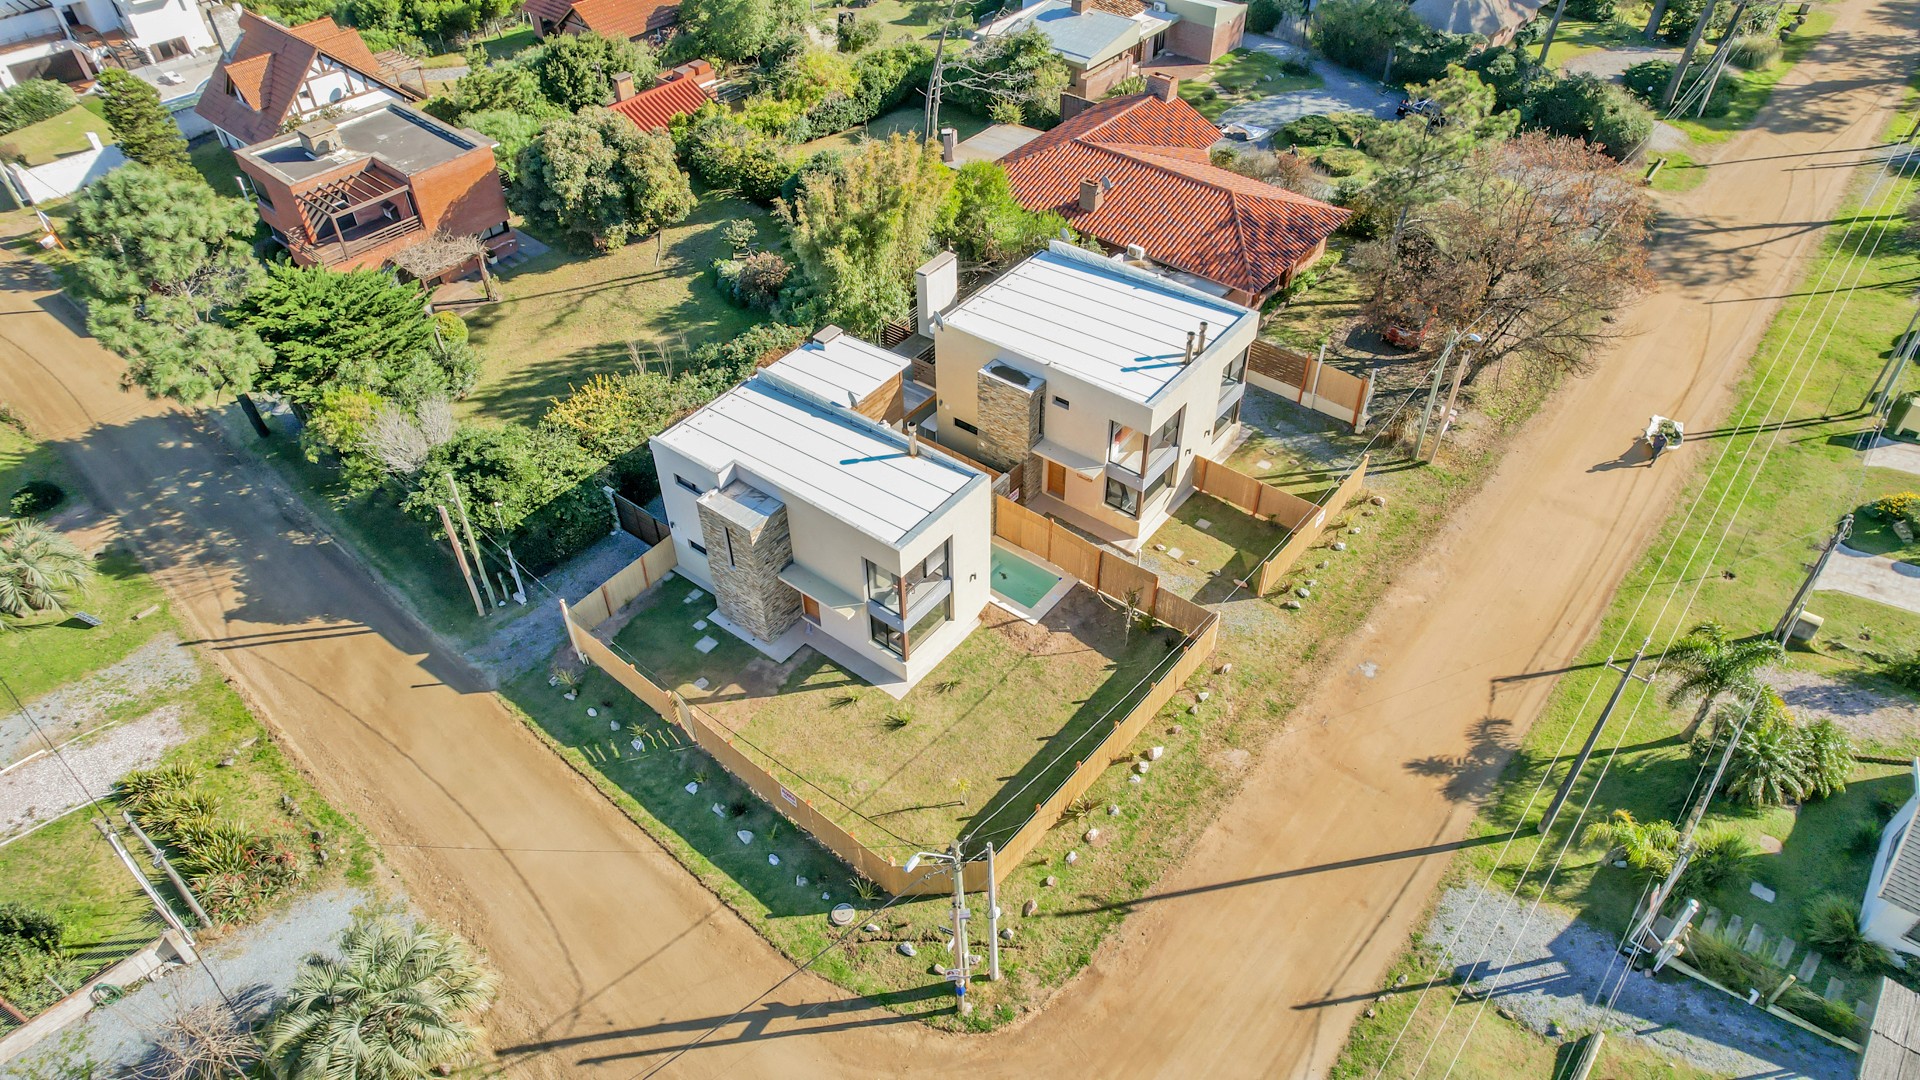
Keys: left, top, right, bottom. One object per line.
{"left": 1222, "top": 348, "right": 1247, "bottom": 388}
{"left": 1108, "top": 422, "right": 1144, "bottom": 475}
{"left": 1150, "top": 409, "right": 1183, "bottom": 455}
{"left": 1105, "top": 477, "right": 1140, "bottom": 518}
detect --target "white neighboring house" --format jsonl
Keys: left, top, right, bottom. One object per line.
{"left": 650, "top": 329, "right": 994, "bottom": 698}
{"left": 923, "top": 240, "right": 1258, "bottom": 552}
{"left": 0, "top": 0, "right": 216, "bottom": 90}
{"left": 1864, "top": 760, "right": 1920, "bottom": 962}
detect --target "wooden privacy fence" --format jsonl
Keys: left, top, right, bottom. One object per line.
{"left": 1246, "top": 340, "right": 1374, "bottom": 431}
{"left": 1192, "top": 456, "right": 1321, "bottom": 530}
{"left": 1252, "top": 454, "right": 1371, "bottom": 596}
{"left": 569, "top": 540, "right": 678, "bottom": 630}
{"left": 610, "top": 490, "right": 669, "bottom": 546}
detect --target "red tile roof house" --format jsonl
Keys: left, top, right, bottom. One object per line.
{"left": 195, "top": 12, "right": 424, "bottom": 151}
{"left": 231, "top": 103, "right": 517, "bottom": 278}
{"left": 523, "top": 0, "right": 679, "bottom": 45}
{"left": 607, "top": 60, "right": 714, "bottom": 132}
{"left": 987, "top": 73, "right": 1349, "bottom": 307}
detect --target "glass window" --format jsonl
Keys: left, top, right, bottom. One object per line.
{"left": 909, "top": 594, "right": 951, "bottom": 645}
{"left": 689, "top": 540, "right": 708, "bottom": 556}
{"left": 1143, "top": 463, "right": 1173, "bottom": 507}
{"left": 902, "top": 542, "right": 950, "bottom": 612}
{"left": 866, "top": 559, "right": 901, "bottom": 611}
{"left": 953, "top": 418, "right": 979, "bottom": 435}
{"left": 1212, "top": 400, "right": 1241, "bottom": 441}
{"left": 675, "top": 474, "right": 700, "bottom": 495}
{"left": 1151, "top": 409, "right": 1183, "bottom": 454}
{"left": 870, "top": 614, "right": 905, "bottom": 657}
{"left": 1105, "top": 477, "right": 1140, "bottom": 518}
{"left": 871, "top": 596, "right": 951, "bottom": 660}
{"left": 1223, "top": 348, "right": 1247, "bottom": 387}
{"left": 1108, "top": 422, "right": 1144, "bottom": 474}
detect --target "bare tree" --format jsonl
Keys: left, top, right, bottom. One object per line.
{"left": 389, "top": 231, "right": 495, "bottom": 301}
{"left": 1354, "top": 132, "right": 1654, "bottom": 383}
{"left": 365, "top": 396, "right": 455, "bottom": 476}
{"left": 137, "top": 1001, "right": 258, "bottom": 1080}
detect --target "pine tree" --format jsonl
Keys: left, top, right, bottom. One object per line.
{"left": 94, "top": 69, "right": 192, "bottom": 179}
{"left": 231, "top": 264, "right": 448, "bottom": 410}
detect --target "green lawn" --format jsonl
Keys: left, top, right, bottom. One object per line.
{"left": 1539, "top": 13, "right": 1644, "bottom": 69}
{"left": 1844, "top": 476, "right": 1920, "bottom": 561}
{"left": 825, "top": 0, "right": 954, "bottom": 45}
{"left": 1649, "top": 150, "right": 1709, "bottom": 193}
{"left": 1334, "top": 106, "right": 1920, "bottom": 1074}
{"left": 799, "top": 103, "right": 991, "bottom": 157}
{"left": 1261, "top": 242, "right": 1363, "bottom": 354}
{"left": 0, "top": 105, "right": 112, "bottom": 166}
{"left": 1669, "top": 10, "right": 1837, "bottom": 143}
{"left": 463, "top": 196, "right": 776, "bottom": 425}
{"left": 1179, "top": 48, "right": 1323, "bottom": 122}
{"left": 1148, "top": 491, "right": 1289, "bottom": 594}
{"left": 189, "top": 135, "right": 246, "bottom": 200}
{"left": 606, "top": 577, "right": 1180, "bottom": 853}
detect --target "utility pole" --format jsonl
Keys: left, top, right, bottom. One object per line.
{"left": 1414, "top": 331, "right": 1480, "bottom": 461}
{"left": 949, "top": 838, "right": 972, "bottom": 1014}
{"left": 123, "top": 811, "right": 210, "bottom": 928}
{"left": 1538, "top": 637, "right": 1651, "bottom": 836}
{"left": 1774, "top": 514, "right": 1851, "bottom": 644}
{"left": 1868, "top": 305, "right": 1920, "bottom": 407}
{"left": 985, "top": 841, "right": 1002, "bottom": 982}
{"left": 1426, "top": 333, "right": 1478, "bottom": 462}
{"left": 1690, "top": 0, "right": 1751, "bottom": 117}
{"left": 437, "top": 503, "right": 486, "bottom": 618}
{"left": 1660, "top": 0, "right": 1721, "bottom": 109}
{"left": 446, "top": 474, "right": 497, "bottom": 610}
{"left": 1536, "top": 0, "right": 1570, "bottom": 64}
{"left": 493, "top": 502, "right": 527, "bottom": 605}
{"left": 97, "top": 819, "right": 192, "bottom": 942}
{"left": 922, "top": 0, "right": 962, "bottom": 138}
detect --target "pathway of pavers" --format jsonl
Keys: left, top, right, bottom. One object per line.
{"left": 1815, "top": 544, "right": 1920, "bottom": 614}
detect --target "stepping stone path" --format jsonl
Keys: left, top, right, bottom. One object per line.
{"left": 1742, "top": 924, "right": 1767, "bottom": 955}
{"left": 1196, "top": 518, "right": 1212, "bottom": 530}
{"left": 1824, "top": 977, "right": 1846, "bottom": 1002}
{"left": 1750, "top": 881, "right": 1776, "bottom": 902}
{"left": 1727, "top": 914, "right": 1744, "bottom": 940}
{"left": 694, "top": 636, "right": 719, "bottom": 653}
{"left": 1700, "top": 908, "right": 1721, "bottom": 935}
{"left": 1771, "top": 936, "right": 1797, "bottom": 967}
{"left": 1795, "top": 951, "right": 1822, "bottom": 983}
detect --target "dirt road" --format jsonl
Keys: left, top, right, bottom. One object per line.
{"left": 1, "top": 0, "right": 1912, "bottom": 1071}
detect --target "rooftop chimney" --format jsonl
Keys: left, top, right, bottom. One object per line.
{"left": 1071, "top": 0, "right": 1090, "bottom": 13}
{"left": 295, "top": 118, "right": 343, "bottom": 156}
{"left": 611, "top": 71, "right": 636, "bottom": 102}
{"left": 813, "top": 324, "right": 844, "bottom": 345}
{"left": 1147, "top": 73, "right": 1178, "bottom": 101}
{"left": 1079, "top": 177, "right": 1104, "bottom": 213}
{"left": 1197, "top": 321, "right": 1209, "bottom": 351}
{"left": 908, "top": 428, "right": 921, "bottom": 457}
{"left": 940, "top": 126, "right": 958, "bottom": 164}
{"left": 1184, "top": 330, "right": 1196, "bottom": 364}
{"left": 915, "top": 251, "right": 958, "bottom": 336}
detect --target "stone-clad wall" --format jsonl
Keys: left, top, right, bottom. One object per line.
{"left": 976, "top": 369, "right": 1043, "bottom": 473}
{"left": 697, "top": 501, "right": 802, "bottom": 643}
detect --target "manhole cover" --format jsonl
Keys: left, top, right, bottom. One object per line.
{"left": 829, "top": 904, "right": 856, "bottom": 927}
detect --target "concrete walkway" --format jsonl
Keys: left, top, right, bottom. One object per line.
{"left": 1215, "top": 33, "right": 1399, "bottom": 136}
{"left": 1865, "top": 434, "right": 1920, "bottom": 475}
{"left": 1815, "top": 543, "right": 1920, "bottom": 613}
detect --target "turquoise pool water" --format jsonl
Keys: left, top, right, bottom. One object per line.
{"left": 990, "top": 544, "right": 1061, "bottom": 609}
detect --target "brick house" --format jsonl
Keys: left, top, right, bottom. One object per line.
{"left": 978, "top": 0, "right": 1244, "bottom": 100}
{"left": 607, "top": 60, "right": 713, "bottom": 132}
{"left": 233, "top": 101, "right": 516, "bottom": 276}
{"left": 983, "top": 74, "right": 1348, "bottom": 306}
{"left": 523, "top": 0, "right": 678, "bottom": 44}
{"left": 195, "top": 11, "right": 421, "bottom": 150}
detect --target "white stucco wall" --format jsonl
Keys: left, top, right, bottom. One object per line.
{"left": 121, "top": 0, "right": 216, "bottom": 53}
{"left": 7, "top": 140, "right": 124, "bottom": 204}
{"left": 1863, "top": 791, "right": 1920, "bottom": 960}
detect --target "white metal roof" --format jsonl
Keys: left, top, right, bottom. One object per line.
{"left": 763, "top": 333, "right": 908, "bottom": 408}
{"left": 653, "top": 377, "right": 978, "bottom": 547}
{"left": 941, "top": 243, "right": 1254, "bottom": 406}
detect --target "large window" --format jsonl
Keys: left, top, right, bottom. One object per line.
{"left": 1108, "top": 422, "right": 1145, "bottom": 475}
{"left": 867, "top": 543, "right": 951, "bottom": 615}
{"left": 864, "top": 542, "right": 954, "bottom": 659}
{"left": 1150, "top": 409, "right": 1183, "bottom": 455}
{"left": 869, "top": 596, "right": 952, "bottom": 659}
{"left": 1222, "top": 347, "right": 1247, "bottom": 389}
{"left": 1104, "top": 477, "right": 1140, "bottom": 518}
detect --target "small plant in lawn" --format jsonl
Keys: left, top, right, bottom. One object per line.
{"left": 692, "top": 767, "right": 711, "bottom": 786}
{"left": 885, "top": 710, "right": 912, "bottom": 730}
{"left": 1884, "top": 650, "right": 1920, "bottom": 695}
{"left": 1803, "top": 892, "right": 1891, "bottom": 972}
{"left": 932, "top": 678, "right": 961, "bottom": 695}
{"left": 828, "top": 691, "right": 859, "bottom": 709}
{"left": 851, "top": 875, "right": 880, "bottom": 902}
{"left": 722, "top": 218, "right": 757, "bottom": 253}
{"left": 1676, "top": 828, "right": 1752, "bottom": 895}
{"left": 1851, "top": 820, "right": 1884, "bottom": 855}
{"left": 729, "top": 800, "right": 750, "bottom": 818}
{"left": 1582, "top": 809, "right": 1677, "bottom": 878}
{"left": 8, "top": 480, "right": 63, "bottom": 518}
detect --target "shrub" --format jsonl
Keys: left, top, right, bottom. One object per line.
{"left": 988, "top": 97, "right": 1026, "bottom": 124}
{"left": 1525, "top": 74, "right": 1652, "bottom": 160}
{"left": 0, "top": 905, "right": 82, "bottom": 1015}
{"left": 1104, "top": 74, "right": 1146, "bottom": 99}
{"left": 1776, "top": 984, "right": 1867, "bottom": 1043}
{"left": 1622, "top": 59, "right": 1736, "bottom": 117}
{"left": 1725, "top": 33, "right": 1782, "bottom": 70}
{"left": 1314, "top": 146, "right": 1369, "bottom": 176}
{"left": 836, "top": 16, "right": 881, "bottom": 52}
{"left": 1883, "top": 650, "right": 1920, "bottom": 694}
{"left": 1566, "top": 0, "right": 1614, "bottom": 18}
{"left": 0, "top": 902, "right": 63, "bottom": 954}
{"left": 1247, "top": 0, "right": 1287, "bottom": 33}
{"left": 1676, "top": 828, "right": 1751, "bottom": 895}
{"left": 1682, "top": 925, "right": 1780, "bottom": 992}
{"left": 1801, "top": 717, "right": 1853, "bottom": 799}
{"left": 1281, "top": 113, "right": 1340, "bottom": 147}
{"left": 1393, "top": 31, "right": 1478, "bottom": 88}
{"left": 1873, "top": 490, "right": 1920, "bottom": 527}
{"left": 0, "top": 79, "right": 75, "bottom": 135}
{"left": 1311, "top": 0, "right": 1422, "bottom": 74}
{"left": 1803, "top": 892, "right": 1891, "bottom": 972}
{"left": 8, "top": 480, "right": 62, "bottom": 517}
{"left": 1333, "top": 178, "right": 1392, "bottom": 238}
{"left": 1218, "top": 147, "right": 1323, "bottom": 196}
{"left": 1328, "top": 110, "right": 1381, "bottom": 145}
{"left": 513, "top": 482, "right": 611, "bottom": 573}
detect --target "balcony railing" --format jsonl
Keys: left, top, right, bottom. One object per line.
{"left": 286, "top": 215, "right": 424, "bottom": 265}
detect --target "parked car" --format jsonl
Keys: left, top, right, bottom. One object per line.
{"left": 1219, "top": 122, "right": 1272, "bottom": 144}
{"left": 1383, "top": 308, "right": 1436, "bottom": 349}
{"left": 1396, "top": 98, "right": 1447, "bottom": 126}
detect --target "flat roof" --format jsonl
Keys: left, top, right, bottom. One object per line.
{"left": 654, "top": 376, "right": 979, "bottom": 547}
{"left": 949, "top": 123, "right": 1046, "bottom": 166}
{"left": 765, "top": 332, "right": 907, "bottom": 407}
{"left": 941, "top": 242, "right": 1254, "bottom": 406}
{"left": 1022, "top": 0, "right": 1138, "bottom": 64}
{"left": 241, "top": 102, "right": 488, "bottom": 183}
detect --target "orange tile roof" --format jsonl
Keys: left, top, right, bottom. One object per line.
{"left": 533, "top": 0, "right": 680, "bottom": 39}
{"left": 522, "top": 0, "right": 572, "bottom": 24}
{"left": 999, "top": 92, "right": 1349, "bottom": 296}
{"left": 195, "top": 12, "right": 411, "bottom": 147}
{"left": 608, "top": 64, "right": 710, "bottom": 132}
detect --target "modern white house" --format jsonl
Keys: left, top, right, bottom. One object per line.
{"left": 650, "top": 329, "right": 994, "bottom": 697}
{"left": 0, "top": 0, "right": 217, "bottom": 88}
{"left": 922, "top": 240, "right": 1258, "bottom": 551}
{"left": 1863, "top": 761, "right": 1920, "bottom": 962}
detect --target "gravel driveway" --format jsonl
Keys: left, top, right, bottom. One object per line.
{"left": 1427, "top": 885, "right": 1855, "bottom": 1079}
{"left": 1216, "top": 33, "right": 1399, "bottom": 135}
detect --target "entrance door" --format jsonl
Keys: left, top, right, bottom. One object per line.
{"left": 1045, "top": 461, "right": 1066, "bottom": 498}
{"left": 801, "top": 594, "right": 820, "bottom": 624}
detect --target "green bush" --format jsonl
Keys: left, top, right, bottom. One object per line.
{"left": 1803, "top": 892, "right": 1891, "bottom": 972}
{"left": 1676, "top": 828, "right": 1751, "bottom": 894}
{"left": 8, "top": 479, "right": 62, "bottom": 517}
{"left": 0, "top": 79, "right": 76, "bottom": 136}
{"left": 0, "top": 902, "right": 63, "bottom": 954}
{"left": 1281, "top": 113, "right": 1340, "bottom": 147}
{"left": 836, "top": 16, "right": 881, "bottom": 52}
{"left": 1682, "top": 926, "right": 1780, "bottom": 992}
{"left": 0, "top": 910, "right": 83, "bottom": 1016}
{"left": 1333, "top": 178, "right": 1392, "bottom": 238}
{"left": 1247, "top": 0, "right": 1287, "bottom": 33}
{"left": 1328, "top": 110, "right": 1382, "bottom": 146}
{"left": 120, "top": 764, "right": 311, "bottom": 923}
{"left": 1884, "top": 650, "right": 1920, "bottom": 693}
{"left": 1104, "top": 75, "right": 1146, "bottom": 99}
{"left": 1725, "top": 33, "right": 1782, "bottom": 70}
{"left": 1314, "top": 146, "right": 1369, "bottom": 176}
{"left": 1567, "top": 0, "right": 1615, "bottom": 18}
{"left": 1775, "top": 984, "right": 1868, "bottom": 1043}
{"left": 1525, "top": 73, "right": 1653, "bottom": 160}
{"left": 512, "top": 482, "right": 610, "bottom": 573}
{"left": 1622, "top": 58, "right": 1736, "bottom": 116}
{"left": 1873, "top": 490, "right": 1920, "bottom": 526}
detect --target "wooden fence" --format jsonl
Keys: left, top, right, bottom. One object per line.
{"left": 1246, "top": 340, "right": 1374, "bottom": 431}
{"left": 1192, "top": 456, "right": 1321, "bottom": 531}
{"left": 568, "top": 541, "right": 678, "bottom": 630}
{"left": 1252, "top": 454, "right": 1371, "bottom": 596}
{"left": 610, "top": 491, "right": 669, "bottom": 546}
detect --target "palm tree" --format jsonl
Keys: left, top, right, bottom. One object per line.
{"left": 1664, "top": 620, "right": 1783, "bottom": 738}
{"left": 1721, "top": 705, "right": 1812, "bottom": 808}
{"left": 263, "top": 920, "right": 496, "bottom": 1080}
{"left": 1582, "top": 809, "right": 1679, "bottom": 879}
{"left": 0, "top": 521, "right": 90, "bottom": 619}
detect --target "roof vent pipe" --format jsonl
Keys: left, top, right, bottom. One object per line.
{"left": 1184, "top": 330, "right": 1196, "bottom": 364}
{"left": 908, "top": 428, "right": 920, "bottom": 456}
{"left": 1197, "top": 321, "right": 1208, "bottom": 352}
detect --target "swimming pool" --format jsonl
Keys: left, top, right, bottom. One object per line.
{"left": 989, "top": 542, "right": 1071, "bottom": 619}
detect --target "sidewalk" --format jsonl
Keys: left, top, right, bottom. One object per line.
{"left": 1215, "top": 33, "right": 1399, "bottom": 134}
{"left": 1815, "top": 543, "right": 1920, "bottom": 615}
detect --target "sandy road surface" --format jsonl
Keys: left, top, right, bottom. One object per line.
{"left": 1, "top": 0, "right": 1914, "bottom": 1071}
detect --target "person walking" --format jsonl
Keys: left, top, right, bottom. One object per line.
{"left": 1648, "top": 430, "right": 1669, "bottom": 465}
